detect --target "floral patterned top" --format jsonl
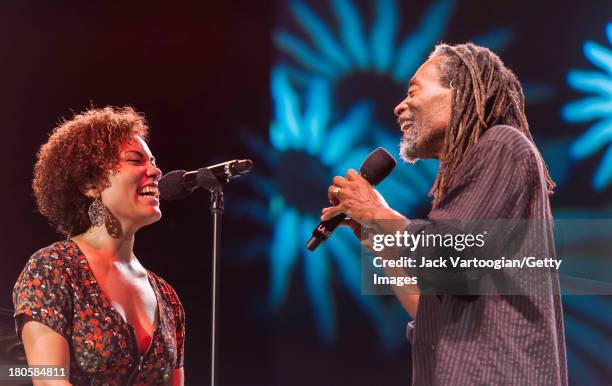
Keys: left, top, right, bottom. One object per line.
{"left": 13, "top": 240, "right": 185, "bottom": 385}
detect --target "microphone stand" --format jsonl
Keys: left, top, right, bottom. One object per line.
{"left": 160, "top": 161, "right": 254, "bottom": 386}
{"left": 209, "top": 186, "right": 223, "bottom": 386}
{"left": 196, "top": 169, "right": 225, "bottom": 386}
{"left": 173, "top": 165, "right": 251, "bottom": 386}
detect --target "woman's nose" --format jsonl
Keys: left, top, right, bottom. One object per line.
{"left": 148, "top": 164, "right": 162, "bottom": 181}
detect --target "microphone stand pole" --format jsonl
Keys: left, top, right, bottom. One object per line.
{"left": 190, "top": 165, "right": 251, "bottom": 386}
{"left": 209, "top": 187, "right": 223, "bottom": 386}
{"left": 160, "top": 163, "right": 253, "bottom": 385}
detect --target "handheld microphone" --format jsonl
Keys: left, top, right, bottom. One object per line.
{"left": 159, "top": 159, "right": 253, "bottom": 200}
{"left": 306, "top": 147, "right": 396, "bottom": 251}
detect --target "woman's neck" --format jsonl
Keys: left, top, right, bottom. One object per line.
{"left": 72, "top": 226, "right": 136, "bottom": 264}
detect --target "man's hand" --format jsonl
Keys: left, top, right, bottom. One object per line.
{"left": 340, "top": 218, "right": 363, "bottom": 241}
{"left": 322, "top": 169, "right": 405, "bottom": 229}
{"left": 324, "top": 170, "right": 419, "bottom": 318}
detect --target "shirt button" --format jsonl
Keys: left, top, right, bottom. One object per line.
{"left": 431, "top": 344, "right": 436, "bottom": 351}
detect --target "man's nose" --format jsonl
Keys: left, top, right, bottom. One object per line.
{"left": 394, "top": 98, "right": 408, "bottom": 117}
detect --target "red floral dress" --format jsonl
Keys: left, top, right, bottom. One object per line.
{"left": 13, "top": 240, "right": 185, "bottom": 385}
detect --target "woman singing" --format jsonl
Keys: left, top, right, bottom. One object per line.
{"left": 13, "top": 107, "right": 185, "bottom": 385}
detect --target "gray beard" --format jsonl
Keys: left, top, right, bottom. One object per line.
{"left": 400, "top": 128, "right": 419, "bottom": 163}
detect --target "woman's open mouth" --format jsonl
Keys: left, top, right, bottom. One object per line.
{"left": 137, "top": 185, "right": 160, "bottom": 202}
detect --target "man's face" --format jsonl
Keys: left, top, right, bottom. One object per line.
{"left": 394, "top": 55, "right": 452, "bottom": 162}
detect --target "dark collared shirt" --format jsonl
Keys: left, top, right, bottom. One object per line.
{"left": 407, "top": 125, "right": 568, "bottom": 385}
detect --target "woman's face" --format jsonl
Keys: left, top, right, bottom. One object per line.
{"left": 99, "top": 135, "right": 162, "bottom": 233}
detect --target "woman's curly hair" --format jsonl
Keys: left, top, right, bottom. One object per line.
{"left": 33, "top": 106, "right": 149, "bottom": 236}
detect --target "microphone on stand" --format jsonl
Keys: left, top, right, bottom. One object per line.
{"left": 159, "top": 159, "right": 253, "bottom": 200}
{"left": 306, "top": 147, "right": 396, "bottom": 251}
{"left": 158, "top": 158, "right": 252, "bottom": 386}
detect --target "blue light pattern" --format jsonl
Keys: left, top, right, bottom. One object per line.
{"left": 235, "top": 1, "right": 612, "bottom": 384}
{"left": 264, "top": 70, "right": 407, "bottom": 347}
{"left": 563, "top": 22, "right": 612, "bottom": 191}
{"left": 246, "top": 0, "right": 519, "bottom": 349}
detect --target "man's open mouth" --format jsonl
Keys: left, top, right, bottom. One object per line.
{"left": 401, "top": 119, "right": 415, "bottom": 131}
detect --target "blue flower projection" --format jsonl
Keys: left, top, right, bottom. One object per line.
{"left": 242, "top": 0, "right": 518, "bottom": 347}
{"left": 563, "top": 22, "right": 612, "bottom": 191}
{"left": 275, "top": 0, "right": 454, "bottom": 82}
{"left": 239, "top": 66, "right": 408, "bottom": 347}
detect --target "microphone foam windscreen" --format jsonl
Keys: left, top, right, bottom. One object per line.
{"left": 360, "top": 147, "right": 397, "bottom": 185}
{"left": 159, "top": 170, "right": 190, "bottom": 200}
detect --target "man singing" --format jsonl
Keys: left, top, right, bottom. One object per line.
{"left": 321, "top": 43, "right": 567, "bottom": 385}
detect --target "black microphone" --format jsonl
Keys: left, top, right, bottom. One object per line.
{"left": 159, "top": 159, "right": 253, "bottom": 200}
{"left": 306, "top": 147, "right": 396, "bottom": 251}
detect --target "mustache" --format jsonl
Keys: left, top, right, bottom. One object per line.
{"left": 397, "top": 115, "right": 416, "bottom": 125}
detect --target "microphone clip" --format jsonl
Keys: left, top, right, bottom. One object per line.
{"left": 197, "top": 168, "right": 224, "bottom": 192}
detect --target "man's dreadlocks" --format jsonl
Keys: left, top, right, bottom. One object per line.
{"left": 429, "top": 43, "right": 555, "bottom": 207}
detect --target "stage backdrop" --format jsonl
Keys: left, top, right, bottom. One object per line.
{"left": 0, "top": 1, "right": 610, "bottom": 385}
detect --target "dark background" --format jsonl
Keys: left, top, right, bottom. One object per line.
{"left": 0, "top": 1, "right": 610, "bottom": 385}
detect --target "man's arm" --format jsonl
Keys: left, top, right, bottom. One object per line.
{"left": 325, "top": 172, "right": 421, "bottom": 318}
{"left": 387, "top": 278, "right": 419, "bottom": 319}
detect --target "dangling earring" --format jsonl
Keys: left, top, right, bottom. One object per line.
{"left": 88, "top": 197, "right": 107, "bottom": 227}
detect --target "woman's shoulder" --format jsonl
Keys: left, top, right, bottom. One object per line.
{"left": 15, "top": 240, "right": 83, "bottom": 292}
{"left": 148, "top": 271, "right": 182, "bottom": 305}
{"left": 13, "top": 240, "right": 81, "bottom": 339}
{"left": 24, "top": 240, "right": 82, "bottom": 272}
